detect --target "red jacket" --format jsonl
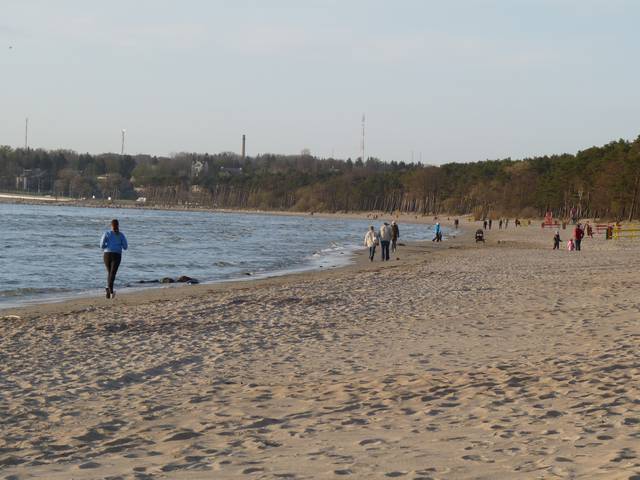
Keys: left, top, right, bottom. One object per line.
{"left": 574, "top": 227, "right": 584, "bottom": 240}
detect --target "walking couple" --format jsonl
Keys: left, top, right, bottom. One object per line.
{"left": 364, "top": 221, "right": 399, "bottom": 261}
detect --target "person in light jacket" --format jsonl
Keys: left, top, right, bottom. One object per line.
{"left": 100, "top": 219, "right": 128, "bottom": 299}
{"left": 364, "top": 225, "right": 378, "bottom": 262}
{"left": 379, "top": 222, "right": 392, "bottom": 261}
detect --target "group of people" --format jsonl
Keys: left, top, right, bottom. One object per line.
{"left": 364, "top": 221, "right": 400, "bottom": 261}
{"left": 364, "top": 219, "right": 447, "bottom": 262}
{"left": 554, "top": 222, "right": 592, "bottom": 251}
{"left": 482, "top": 218, "right": 524, "bottom": 230}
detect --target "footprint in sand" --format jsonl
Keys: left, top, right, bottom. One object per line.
{"left": 163, "top": 430, "right": 202, "bottom": 442}
{"left": 359, "top": 438, "right": 385, "bottom": 447}
{"left": 242, "top": 467, "right": 264, "bottom": 474}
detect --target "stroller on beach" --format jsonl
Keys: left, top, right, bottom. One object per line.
{"left": 475, "top": 229, "right": 485, "bottom": 243}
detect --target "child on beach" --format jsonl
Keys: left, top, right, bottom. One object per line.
{"left": 553, "top": 230, "right": 561, "bottom": 250}
{"left": 586, "top": 223, "right": 593, "bottom": 238}
{"left": 567, "top": 238, "right": 575, "bottom": 251}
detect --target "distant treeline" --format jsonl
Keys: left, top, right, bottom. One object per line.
{"left": 1, "top": 136, "right": 640, "bottom": 220}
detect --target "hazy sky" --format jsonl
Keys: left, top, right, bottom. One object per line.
{"left": 1, "top": 1, "right": 639, "bottom": 164}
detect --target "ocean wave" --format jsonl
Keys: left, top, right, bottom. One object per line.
{"left": 0, "top": 287, "right": 72, "bottom": 298}
{"left": 213, "top": 261, "right": 236, "bottom": 267}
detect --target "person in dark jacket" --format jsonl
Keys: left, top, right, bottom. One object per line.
{"left": 573, "top": 224, "right": 584, "bottom": 251}
{"left": 391, "top": 221, "right": 400, "bottom": 252}
{"left": 553, "top": 230, "right": 561, "bottom": 250}
{"left": 100, "top": 219, "right": 128, "bottom": 299}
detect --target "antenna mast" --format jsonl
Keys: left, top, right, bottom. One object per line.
{"left": 24, "top": 117, "right": 28, "bottom": 149}
{"left": 361, "top": 114, "right": 365, "bottom": 162}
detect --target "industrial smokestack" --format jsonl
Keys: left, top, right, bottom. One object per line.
{"left": 241, "top": 134, "right": 246, "bottom": 159}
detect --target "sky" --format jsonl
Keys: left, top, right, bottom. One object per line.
{"left": 1, "top": 0, "right": 639, "bottom": 164}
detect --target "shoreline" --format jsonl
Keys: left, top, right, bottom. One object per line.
{"left": 0, "top": 238, "right": 453, "bottom": 319}
{"left": 0, "top": 244, "right": 359, "bottom": 313}
{"left": 0, "top": 191, "right": 471, "bottom": 227}
{"left": 1, "top": 202, "right": 457, "bottom": 313}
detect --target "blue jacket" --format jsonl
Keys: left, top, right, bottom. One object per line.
{"left": 101, "top": 230, "right": 128, "bottom": 254}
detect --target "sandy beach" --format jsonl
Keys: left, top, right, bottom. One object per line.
{"left": 2, "top": 221, "right": 640, "bottom": 479}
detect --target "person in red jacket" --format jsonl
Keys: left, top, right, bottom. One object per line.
{"left": 573, "top": 224, "right": 584, "bottom": 251}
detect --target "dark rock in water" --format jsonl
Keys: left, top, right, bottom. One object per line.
{"left": 176, "top": 275, "right": 198, "bottom": 284}
{"left": 137, "top": 279, "right": 160, "bottom": 284}
{"left": 244, "top": 272, "right": 252, "bottom": 276}
{"left": 161, "top": 277, "right": 175, "bottom": 284}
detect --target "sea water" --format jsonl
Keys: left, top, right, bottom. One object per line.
{"left": 0, "top": 203, "right": 437, "bottom": 308}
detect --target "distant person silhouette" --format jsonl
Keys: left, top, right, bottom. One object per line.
{"left": 391, "top": 221, "right": 400, "bottom": 252}
{"left": 100, "top": 219, "right": 128, "bottom": 299}
{"left": 573, "top": 224, "right": 584, "bottom": 251}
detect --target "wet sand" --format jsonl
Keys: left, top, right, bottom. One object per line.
{"left": 2, "top": 222, "right": 640, "bottom": 479}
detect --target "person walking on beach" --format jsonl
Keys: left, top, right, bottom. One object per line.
{"left": 553, "top": 230, "right": 561, "bottom": 250}
{"left": 433, "top": 222, "right": 442, "bottom": 242}
{"left": 100, "top": 219, "right": 128, "bottom": 299}
{"left": 586, "top": 222, "right": 593, "bottom": 238}
{"left": 483, "top": 219, "right": 488, "bottom": 230}
{"left": 391, "top": 220, "right": 400, "bottom": 252}
{"left": 364, "top": 225, "right": 378, "bottom": 262}
{"left": 567, "top": 238, "right": 575, "bottom": 251}
{"left": 454, "top": 218, "right": 459, "bottom": 229}
{"left": 379, "top": 222, "right": 392, "bottom": 261}
{"left": 499, "top": 219, "right": 503, "bottom": 229}
{"left": 488, "top": 219, "right": 492, "bottom": 230}
{"left": 573, "top": 223, "right": 584, "bottom": 251}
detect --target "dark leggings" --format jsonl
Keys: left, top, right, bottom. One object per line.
{"left": 103, "top": 252, "right": 122, "bottom": 293}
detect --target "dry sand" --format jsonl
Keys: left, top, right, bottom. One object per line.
{"left": 1, "top": 221, "right": 640, "bottom": 479}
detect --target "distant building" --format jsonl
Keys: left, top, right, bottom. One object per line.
{"left": 15, "top": 169, "right": 46, "bottom": 192}
{"left": 191, "top": 159, "right": 208, "bottom": 177}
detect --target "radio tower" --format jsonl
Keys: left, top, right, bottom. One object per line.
{"left": 24, "top": 117, "right": 28, "bottom": 150}
{"left": 361, "top": 114, "right": 365, "bottom": 162}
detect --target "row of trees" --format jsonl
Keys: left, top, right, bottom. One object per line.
{"left": 1, "top": 136, "right": 639, "bottom": 219}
